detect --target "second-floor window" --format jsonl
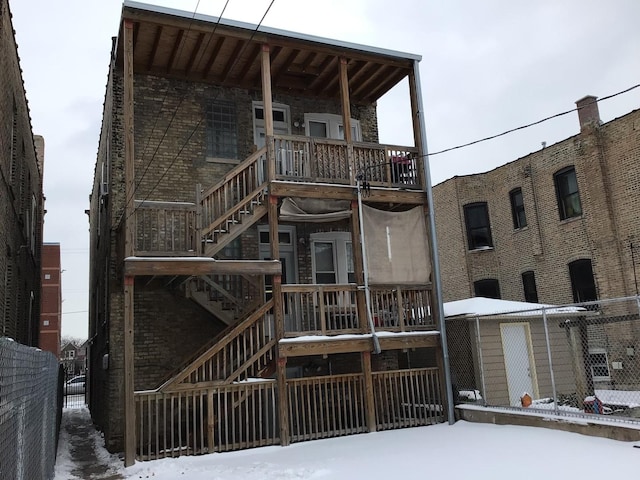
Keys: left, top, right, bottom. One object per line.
{"left": 464, "top": 202, "right": 493, "bottom": 250}
{"left": 554, "top": 166, "right": 582, "bottom": 220}
{"left": 65, "top": 350, "right": 75, "bottom": 360}
{"left": 206, "top": 100, "right": 237, "bottom": 159}
{"left": 509, "top": 188, "right": 527, "bottom": 229}
{"left": 521, "top": 270, "right": 538, "bottom": 303}
{"left": 474, "top": 279, "right": 501, "bottom": 299}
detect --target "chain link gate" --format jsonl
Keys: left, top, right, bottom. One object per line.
{"left": 447, "top": 296, "right": 640, "bottom": 423}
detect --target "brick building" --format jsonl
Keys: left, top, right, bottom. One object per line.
{"left": 433, "top": 97, "right": 640, "bottom": 391}
{"left": 433, "top": 98, "right": 639, "bottom": 304}
{"left": 88, "top": 2, "right": 444, "bottom": 463}
{"left": 40, "top": 243, "right": 61, "bottom": 357}
{"left": 0, "top": 0, "right": 44, "bottom": 346}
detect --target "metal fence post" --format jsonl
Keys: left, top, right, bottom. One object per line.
{"left": 542, "top": 307, "right": 559, "bottom": 415}
{"left": 475, "top": 316, "right": 487, "bottom": 406}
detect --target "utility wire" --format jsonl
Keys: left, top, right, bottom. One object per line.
{"left": 428, "top": 83, "right": 640, "bottom": 156}
{"left": 126, "top": 0, "right": 277, "bottom": 222}
{"left": 133, "top": 0, "right": 231, "bottom": 196}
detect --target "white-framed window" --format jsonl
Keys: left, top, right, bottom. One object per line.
{"left": 310, "top": 232, "right": 355, "bottom": 284}
{"left": 252, "top": 101, "right": 291, "bottom": 148}
{"left": 588, "top": 348, "right": 611, "bottom": 382}
{"left": 44, "top": 274, "right": 51, "bottom": 280}
{"left": 304, "top": 113, "right": 361, "bottom": 141}
{"left": 65, "top": 350, "right": 75, "bottom": 360}
{"left": 43, "top": 320, "right": 49, "bottom": 326}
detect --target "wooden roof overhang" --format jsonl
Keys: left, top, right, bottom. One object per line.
{"left": 279, "top": 331, "right": 440, "bottom": 358}
{"left": 118, "top": 1, "right": 420, "bottom": 104}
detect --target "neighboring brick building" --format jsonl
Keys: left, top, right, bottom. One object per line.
{"left": 433, "top": 97, "right": 640, "bottom": 391}
{"left": 433, "top": 98, "right": 640, "bottom": 305}
{"left": 0, "top": 0, "right": 44, "bottom": 346}
{"left": 40, "top": 243, "right": 61, "bottom": 357}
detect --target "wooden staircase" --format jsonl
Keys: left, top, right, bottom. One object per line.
{"left": 200, "top": 146, "right": 268, "bottom": 258}
{"left": 159, "top": 299, "right": 276, "bottom": 391}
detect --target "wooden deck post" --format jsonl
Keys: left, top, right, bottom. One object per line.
{"left": 339, "top": 57, "right": 355, "bottom": 183}
{"left": 362, "top": 351, "right": 377, "bottom": 433}
{"left": 408, "top": 69, "right": 425, "bottom": 188}
{"left": 350, "top": 200, "right": 368, "bottom": 333}
{"left": 277, "top": 355, "right": 290, "bottom": 446}
{"left": 123, "top": 18, "right": 136, "bottom": 468}
{"left": 261, "top": 44, "right": 275, "bottom": 181}
{"left": 124, "top": 275, "right": 136, "bottom": 466}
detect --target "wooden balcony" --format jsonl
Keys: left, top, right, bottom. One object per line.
{"left": 271, "top": 135, "right": 422, "bottom": 189}
{"left": 133, "top": 200, "right": 198, "bottom": 256}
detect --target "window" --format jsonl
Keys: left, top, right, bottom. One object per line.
{"left": 304, "top": 113, "right": 361, "bottom": 141}
{"left": 474, "top": 279, "right": 501, "bottom": 299}
{"left": 588, "top": 349, "right": 610, "bottom": 382}
{"left": 569, "top": 259, "right": 597, "bottom": 304}
{"left": 521, "top": 271, "right": 538, "bottom": 303}
{"left": 554, "top": 167, "right": 582, "bottom": 220}
{"left": 44, "top": 274, "right": 51, "bottom": 280}
{"left": 43, "top": 320, "right": 49, "bottom": 326}
{"left": 310, "top": 232, "right": 354, "bottom": 284}
{"left": 206, "top": 100, "right": 237, "bottom": 159}
{"left": 463, "top": 202, "right": 493, "bottom": 250}
{"left": 65, "top": 350, "right": 75, "bottom": 360}
{"left": 509, "top": 188, "right": 527, "bottom": 229}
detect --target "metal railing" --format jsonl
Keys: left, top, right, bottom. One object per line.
{"left": 0, "top": 338, "right": 60, "bottom": 480}
{"left": 447, "top": 295, "right": 640, "bottom": 423}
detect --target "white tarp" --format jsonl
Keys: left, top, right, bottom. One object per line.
{"left": 279, "top": 197, "right": 352, "bottom": 223}
{"left": 361, "top": 204, "right": 431, "bottom": 284}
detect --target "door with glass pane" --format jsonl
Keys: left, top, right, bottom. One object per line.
{"left": 258, "top": 226, "right": 297, "bottom": 334}
{"left": 310, "top": 232, "right": 357, "bottom": 330}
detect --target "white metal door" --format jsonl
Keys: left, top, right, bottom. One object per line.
{"left": 500, "top": 323, "right": 537, "bottom": 406}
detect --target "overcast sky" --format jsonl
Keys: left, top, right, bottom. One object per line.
{"left": 10, "top": 0, "right": 640, "bottom": 339}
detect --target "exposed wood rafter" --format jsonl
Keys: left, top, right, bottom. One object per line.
{"left": 147, "top": 25, "right": 163, "bottom": 72}
{"left": 184, "top": 32, "right": 205, "bottom": 75}
{"left": 166, "top": 29, "right": 185, "bottom": 73}
{"left": 202, "top": 36, "right": 226, "bottom": 79}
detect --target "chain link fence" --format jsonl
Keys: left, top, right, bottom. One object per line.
{"left": 0, "top": 337, "right": 62, "bottom": 480}
{"left": 447, "top": 296, "right": 640, "bottom": 423}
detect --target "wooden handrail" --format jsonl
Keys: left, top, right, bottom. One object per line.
{"left": 201, "top": 146, "right": 267, "bottom": 199}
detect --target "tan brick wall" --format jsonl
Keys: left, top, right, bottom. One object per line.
{"left": 434, "top": 107, "right": 640, "bottom": 305}
{"left": 0, "top": 0, "right": 43, "bottom": 346}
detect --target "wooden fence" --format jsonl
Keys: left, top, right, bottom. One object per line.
{"left": 135, "top": 381, "right": 278, "bottom": 460}
{"left": 287, "top": 374, "right": 367, "bottom": 442}
{"left": 372, "top": 368, "right": 443, "bottom": 430}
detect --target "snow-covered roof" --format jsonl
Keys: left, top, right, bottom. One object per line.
{"left": 444, "top": 297, "right": 586, "bottom": 319}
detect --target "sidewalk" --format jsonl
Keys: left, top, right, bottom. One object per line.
{"left": 55, "top": 406, "right": 124, "bottom": 480}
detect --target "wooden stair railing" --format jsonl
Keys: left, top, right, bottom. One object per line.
{"left": 159, "top": 299, "right": 276, "bottom": 392}
{"left": 200, "top": 147, "right": 268, "bottom": 258}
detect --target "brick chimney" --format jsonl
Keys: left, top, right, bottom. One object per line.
{"left": 576, "top": 95, "right": 601, "bottom": 131}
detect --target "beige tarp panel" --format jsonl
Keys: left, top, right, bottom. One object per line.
{"left": 279, "top": 197, "right": 352, "bottom": 223}
{"left": 362, "top": 205, "right": 431, "bottom": 284}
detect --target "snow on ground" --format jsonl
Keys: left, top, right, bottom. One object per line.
{"left": 57, "top": 407, "right": 640, "bottom": 480}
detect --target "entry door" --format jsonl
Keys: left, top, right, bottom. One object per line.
{"left": 500, "top": 323, "right": 538, "bottom": 406}
{"left": 258, "top": 226, "right": 297, "bottom": 333}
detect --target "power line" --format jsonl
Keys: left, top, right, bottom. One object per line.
{"left": 428, "top": 83, "right": 640, "bottom": 157}
{"left": 127, "top": 0, "right": 277, "bottom": 222}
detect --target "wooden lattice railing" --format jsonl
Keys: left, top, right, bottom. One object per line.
{"left": 161, "top": 299, "right": 276, "bottom": 391}
{"left": 133, "top": 200, "right": 198, "bottom": 256}
{"left": 281, "top": 284, "right": 435, "bottom": 336}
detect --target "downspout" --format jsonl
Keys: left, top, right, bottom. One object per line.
{"left": 412, "top": 60, "right": 455, "bottom": 425}
{"left": 356, "top": 177, "right": 381, "bottom": 354}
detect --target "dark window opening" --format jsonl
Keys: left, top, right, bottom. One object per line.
{"left": 509, "top": 188, "right": 527, "bottom": 229}
{"left": 521, "top": 270, "right": 538, "bottom": 303}
{"left": 554, "top": 167, "right": 582, "bottom": 220}
{"left": 569, "top": 259, "right": 597, "bottom": 304}
{"left": 464, "top": 202, "right": 493, "bottom": 250}
{"left": 474, "top": 279, "right": 501, "bottom": 299}
{"left": 206, "top": 100, "right": 238, "bottom": 159}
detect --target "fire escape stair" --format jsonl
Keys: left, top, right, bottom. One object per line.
{"left": 157, "top": 299, "right": 276, "bottom": 392}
